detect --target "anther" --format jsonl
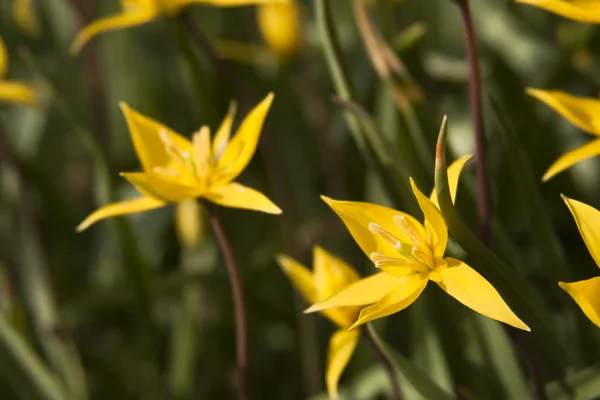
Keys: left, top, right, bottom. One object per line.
{"left": 393, "top": 215, "right": 426, "bottom": 247}
{"left": 368, "top": 223, "right": 400, "bottom": 247}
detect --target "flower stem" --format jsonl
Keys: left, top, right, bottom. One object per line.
{"left": 202, "top": 201, "right": 248, "bottom": 400}
{"left": 363, "top": 324, "right": 403, "bottom": 400}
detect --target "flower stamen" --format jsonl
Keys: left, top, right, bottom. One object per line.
{"left": 369, "top": 222, "right": 401, "bottom": 247}
{"left": 393, "top": 215, "right": 426, "bottom": 247}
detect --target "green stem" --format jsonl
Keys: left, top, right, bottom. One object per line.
{"left": 363, "top": 324, "right": 403, "bottom": 400}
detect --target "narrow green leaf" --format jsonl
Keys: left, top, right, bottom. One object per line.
{"left": 546, "top": 362, "right": 600, "bottom": 400}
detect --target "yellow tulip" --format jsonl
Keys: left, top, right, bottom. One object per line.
{"left": 77, "top": 94, "right": 281, "bottom": 232}
{"left": 516, "top": 0, "right": 600, "bottom": 23}
{"left": 70, "top": 0, "right": 286, "bottom": 54}
{"left": 306, "top": 156, "right": 530, "bottom": 332}
{"left": 527, "top": 88, "right": 600, "bottom": 181}
{"left": 0, "top": 36, "right": 40, "bottom": 107}
{"left": 558, "top": 195, "right": 600, "bottom": 328}
{"left": 277, "top": 246, "right": 362, "bottom": 399}
{"left": 12, "top": 0, "right": 41, "bottom": 38}
{"left": 257, "top": 1, "right": 302, "bottom": 59}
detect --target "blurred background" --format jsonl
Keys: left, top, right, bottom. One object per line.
{"left": 2, "top": 0, "right": 600, "bottom": 399}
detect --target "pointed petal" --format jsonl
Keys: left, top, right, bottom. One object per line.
{"left": 77, "top": 196, "right": 165, "bottom": 231}
{"left": 348, "top": 274, "right": 427, "bottom": 330}
{"left": 70, "top": 10, "right": 157, "bottom": 54}
{"left": 205, "top": 182, "right": 281, "bottom": 214}
{"left": 212, "top": 101, "right": 237, "bottom": 160}
{"left": 0, "top": 37, "right": 7, "bottom": 79}
{"left": 313, "top": 246, "right": 361, "bottom": 300}
{"left": 276, "top": 254, "right": 317, "bottom": 304}
{"left": 305, "top": 272, "right": 404, "bottom": 313}
{"left": 430, "top": 155, "right": 472, "bottom": 208}
{"left": 410, "top": 178, "right": 448, "bottom": 258}
{"left": 439, "top": 258, "right": 530, "bottom": 331}
{"left": 527, "top": 88, "right": 600, "bottom": 136}
{"left": 320, "top": 195, "right": 420, "bottom": 259}
{"left": 121, "top": 172, "right": 198, "bottom": 202}
{"left": 516, "top": 0, "right": 600, "bottom": 23}
{"left": 215, "top": 93, "right": 274, "bottom": 182}
{"left": 326, "top": 328, "right": 360, "bottom": 400}
{"left": 0, "top": 81, "right": 39, "bottom": 107}
{"left": 542, "top": 139, "right": 600, "bottom": 182}
{"left": 559, "top": 277, "right": 600, "bottom": 329}
{"left": 562, "top": 195, "right": 600, "bottom": 268}
{"left": 119, "top": 102, "right": 192, "bottom": 172}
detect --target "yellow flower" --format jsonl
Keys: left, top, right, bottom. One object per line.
{"left": 306, "top": 156, "right": 530, "bottom": 332}
{"left": 77, "top": 94, "right": 281, "bottom": 232}
{"left": 70, "top": 0, "right": 286, "bottom": 54}
{"left": 527, "top": 88, "right": 600, "bottom": 181}
{"left": 277, "top": 246, "right": 362, "bottom": 400}
{"left": 558, "top": 195, "right": 600, "bottom": 328}
{"left": 12, "top": 0, "right": 41, "bottom": 38}
{"left": 257, "top": 0, "right": 302, "bottom": 59}
{"left": 0, "top": 36, "right": 40, "bottom": 107}
{"left": 516, "top": 0, "right": 600, "bottom": 23}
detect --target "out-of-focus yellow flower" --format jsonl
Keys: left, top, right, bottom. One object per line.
{"left": 70, "top": 0, "right": 286, "bottom": 54}
{"left": 527, "top": 88, "right": 600, "bottom": 181}
{"left": 516, "top": 0, "right": 600, "bottom": 23}
{"left": 559, "top": 195, "right": 600, "bottom": 328}
{"left": 306, "top": 156, "right": 530, "bottom": 332}
{"left": 0, "top": 36, "right": 40, "bottom": 107}
{"left": 277, "top": 247, "right": 362, "bottom": 400}
{"left": 175, "top": 199, "right": 205, "bottom": 248}
{"left": 12, "top": 0, "right": 41, "bottom": 38}
{"left": 77, "top": 94, "right": 281, "bottom": 232}
{"left": 257, "top": 1, "right": 301, "bottom": 59}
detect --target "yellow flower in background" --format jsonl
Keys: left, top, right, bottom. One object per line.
{"left": 175, "top": 199, "right": 205, "bottom": 249}
{"left": 257, "top": 0, "right": 302, "bottom": 60}
{"left": 12, "top": 0, "right": 41, "bottom": 38}
{"left": 77, "top": 93, "right": 281, "bottom": 232}
{"left": 306, "top": 156, "right": 530, "bottom": 332}
{"left": 558, "top": 196, "right": 600, "bottom": 328}
{"left": 516, "top": 0, "right": 600, "bottom": 23}
{"left": 527, "top": 88, "right": 600, "bottom": 181}
{"left": 0, "top": 36, "right": 40, "bottom": 107}
{"left": 70, "top": 0, "right": 285, "bottom": 54}
{"left": 277, "top": 247, "right": 362, "bottom": 399}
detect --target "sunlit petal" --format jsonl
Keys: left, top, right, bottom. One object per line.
{"left": 430, "top": 155, "right": 472, "bottom": 208}
{"left": 121, "top": 172, "right": 198, "bottom": 202}
{"left": 305, "top": 272, "right": 404, "bottom": 313}
{"left": 439, "top": 258, "right": 530, "bottom": 331}
{"left": 212, "top": 101, "right": 237, "bottom": 160}
{"left": 562, "top": 195, "right": 600, "bottom": 268}
{"left": 516, "top": 0, "right": 600, "bottom": 23}
{"left": 349, "top": 274, "right": 427, "bottom": 330}
{"left": 410, "top": 178, "right": 448, "bottom": 258}
{"left": 313, "top": 246, "right": 360, "bottom": 300}
{"left": 205, "top": 182, "right": 281, "bottom": 214}
{"left": 0, "top": 81, "right": 39, "bottom": 107}
{"left": 276, "top": 254, "right": 317, "bottom": 304}
{"left": 320, "top": 195, "right": 420, "bottom": 259}
{"left": 326, "top": 328, "right": 360, "bottom": 400}
{"left": 77, "top": 196, "right": 165, "bottom": 232}
{"left": 542, "top": 139, "right": 600, "bottom": 182}
{"left": 216, "top": 93, "right": 274, "bottom": 183}
{"left": 559, "top": 277, "right": 600, "bottom": 329}
{"left": 257, "top": 2, "right": 302, "bottom": 59}
{"left": 527, "top": 88, "right": 600, "bottom": 136}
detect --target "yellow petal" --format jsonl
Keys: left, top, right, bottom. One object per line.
{"left": 175, "top": 199, "right": 205, "bottom": 248}
{"left": 410, "top": 178, "right": 448, "bottom": 258}
{"left": 0, "top": 37, "right": 7, "bottom": 79}
{"left": 527, "top": 88, "right": 600, "bottom": 136}
{"left": 121, "top": 172, "right": 198, "bottom": 202}
{"left": 0, "top": 81, "right": 39, "bottom": 107}
{"left": 120, "top": 102, "right": 192, "bottom": 172}
{"left": 439, "top": 258, "right": 530, "bottom": 331}
{"left": 559, "top": 277, "right": 600, "bottom": 329}
{"left": 177, "top": 0, "right": 288, "bottom": 7}
{"left": 349, "top": 274, "right": 427, "bottom": 330}
{"left": 562, "top": 195, "right": 600, "bottom": 268}
{"left": 516, "top": 0, "right": 600, "bottom": 23}
{"left": 257, "top": 2, "right": 302, "bottom": 59}
{"left": 326, "top": 328, "right": 360, "bottom": 400}
{"left": 215, "top": 93, "right": 274, "bottom": 183}
{"left": 205, "top": 182, "right": 281, "bottom": 214}
{"left": 13, "top": 0, "right": 41, "bottom": 38}
{"left": 276, "top": 254, "right": 317, "bottom": 304}
{"left": 320, "top": 195, "right": 420, "bottom": 259}
{"left": 542, "top": 139, "right": 600, "bottom": 182}
{"left": 77, "top": 196, "right": 165, "bottom": 232}
{"left": 313, "top": 246, "right": 360, "bottom": 300}
{"left": 70, "top": 6, "right": 158, "bottom": 54}
{"left": 212, "top": 101, "right": 237, "bottom": 160}
{"left": 430, "top": 155, "right": 472, "bottom": 208}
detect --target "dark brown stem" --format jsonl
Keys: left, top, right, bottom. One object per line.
{"left": 363, "top": 325, "right": 403, "bottom": 400}
{"left": 507, "top": 329, "right": 547, "bottom": 400}
{"left": 203, "top": 201, "right": 248, "bottom": 400}
{"left": 456, "top": 0, "right": 491, "bottom": 245}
